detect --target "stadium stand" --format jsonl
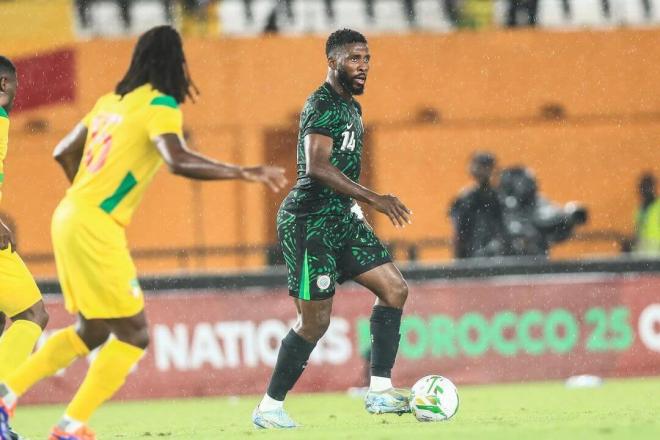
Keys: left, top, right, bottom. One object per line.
{"left": 68, "top": 0, "right": 660, "bottom": 37}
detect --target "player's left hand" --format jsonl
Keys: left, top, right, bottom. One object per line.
{"left": 241, "top": 166, "right": 288, "bottom": 192}
{"left": 371, "top": 193, "right": 412, "bottom": 228}
{"left": 0, "top": 219, "right": 16, "bottom": 252}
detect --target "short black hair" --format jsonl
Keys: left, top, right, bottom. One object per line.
{"left": 471, "top": 151, "right": 496, "bottom": 167}
{"left": 639, "top": 172, "right": 656, "bottom": 188}
{"left": 115, "top": 25, "right": 197, "bottom": 104}
{"left": 325, "top": 29, "right": 367, "bottom": 58}
{"left": 0, "top": 56, "right": 16, "bottom": 77}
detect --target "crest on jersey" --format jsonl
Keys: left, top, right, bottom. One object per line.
{"left": 317, "top": 275, "right": 331, "bottom": 290}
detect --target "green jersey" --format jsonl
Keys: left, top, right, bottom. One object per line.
{"left": 280, "top": 82, "right": 364, "bottom": 217}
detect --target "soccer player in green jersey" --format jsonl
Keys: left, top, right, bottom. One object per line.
{"left": 253, "top": 29, "right": 413, "bottom": 429}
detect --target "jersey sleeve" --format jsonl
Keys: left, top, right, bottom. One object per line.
{"left": 147, "top": 95, "right": 183, "bottom": 139}
{"left": 301, "top": 97, "right": 335, "bottom": 138}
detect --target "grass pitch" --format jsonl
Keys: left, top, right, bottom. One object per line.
{"left": 12, "top": 377, "right": 660, "bottom": 439}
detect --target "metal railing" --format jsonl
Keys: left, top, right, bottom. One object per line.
{"left": 24, "top": 228, "right": 631, "bottom": 271}
{"left": 36, "top": 253, "right": 660, "bottom": 294}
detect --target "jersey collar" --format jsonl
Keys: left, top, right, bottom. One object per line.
{"left": 323, "top": 82, "right": 355, "bottom": 105}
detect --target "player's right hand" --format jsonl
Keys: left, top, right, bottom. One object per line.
{"left": 0, "top": 219, "right": 16, "bottom": 252}
{"left": 372, "top": 194, "right": 412, "bottom": 227}
{"left": 241, "top": 165, "right": 288, "bottom": 192}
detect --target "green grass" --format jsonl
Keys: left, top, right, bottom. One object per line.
{"left": 11, "top": 377, "right": 660, "bottom": 439}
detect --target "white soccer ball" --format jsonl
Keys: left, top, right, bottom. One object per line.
{"left": 409, "top": 375, "right": 459, "bottom": 422}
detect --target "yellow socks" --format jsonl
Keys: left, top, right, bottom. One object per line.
{"left": 0, "top": 320, "right": 42, "bottom": 381}
{"left": 2, "top": 326, "right": 144, "bottom": 424}
{"left": 66, "top": 339, "right": 144, "bottom": 422}
{"left": 5, "top": 326, "right": 89, "bottom": 396}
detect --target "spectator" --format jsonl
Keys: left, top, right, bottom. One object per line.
{"left": 244, "top": 0, "right": 293, "bottom": 25}
{"left": 443, "top": 0, "right": 462, "bottom": 27}
{"left": 634, "top": 173, "right": 660, "bottom": 255}
{"left": 181, "top": 0, "right": 220, "bottom": 35}
{"left": 449, "top": 152, "right": 508, "bottom": 259}
{"left": 403, "top": 0, "right": 417, "bottom": 26}
{"left": 262, "top": 0, "right": 295, "bottom": 33}
{"left": 506, "top": 0, "right": 538, "bottom": 27}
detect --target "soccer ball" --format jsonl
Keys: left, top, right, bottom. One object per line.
{"left": 409, "top": 375, "right": 459, "bottom": 422}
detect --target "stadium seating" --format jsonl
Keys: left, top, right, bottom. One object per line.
{"left": 72, "top": 0, "right": 660, "bottom": 37}
{"left": 75, "top": 0, "right": 170, "bottom": 36}
{"left": 215, "top": 0, "right": 660, "bottom": 35}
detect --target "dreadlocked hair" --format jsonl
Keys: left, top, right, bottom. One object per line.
{"left": 115, "top": 25, "right": 198, "bottom": 104}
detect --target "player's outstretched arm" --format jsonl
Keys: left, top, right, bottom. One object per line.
{"left": 305, "top": 133, "right": 412, "bottom": 227}
{"left": 53, "top": 123, "right": 87, "bottom": 183}
{"left": 153, "top": 133, "right": 287, "bottom": 192}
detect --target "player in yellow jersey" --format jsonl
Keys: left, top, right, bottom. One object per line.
{"left": 0, "top": 56, "right": 50, "bottom": 440}
{"left": 0, "top": 27, "right": 286, "bottom": 440}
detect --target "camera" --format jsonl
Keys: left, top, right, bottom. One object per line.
{"left": 499, "top": 167, "right": 588, "bottom": 256}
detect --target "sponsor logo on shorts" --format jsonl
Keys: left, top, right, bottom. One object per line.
{"left": 317, "top": 275, "right": 331, "bottom": 290}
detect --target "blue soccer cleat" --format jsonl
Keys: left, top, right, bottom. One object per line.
{"left": 252, "top": 406, "right": 298, "bottom": 429}
{"left": 364, "top": 388, "right": 411, "bottom": 415}
{"left": 0, "top": 397, "right": 15, "bottom": 440}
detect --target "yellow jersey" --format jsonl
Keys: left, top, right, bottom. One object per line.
{"left": 0, "top": 106, "right": 9, "bottom": 205}
{"left": 67, "top": 84, "right": 183, "bottom": 226}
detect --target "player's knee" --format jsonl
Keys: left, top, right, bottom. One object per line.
{"left": 394, "top": 278, "right": 409, "bottom": 305}
{"left": 33, "top": 305, "right": 49, "bottom": 329}
{"left": 298, "top": 316, "right": 331, "bottom": 343}
{"left": 78, "top": 322, "right": 111, "bottom": 350}
{"left": 315, "top": 318, "right": 331, "bottom": 340}
{"left": 133, "top": 327, "right": 150, "bottom": 349}
{"left": 383, "top": 278, "right": 408, "bottom": 309}
{"left": 114, "top": 324, "right": 150, "bottom": 349}
{"left": 14, "top": 301, "right": 49, "bottom": 329}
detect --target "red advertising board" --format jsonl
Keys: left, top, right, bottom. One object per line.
{"left": 20, "top": 273, "right": 660, "bottom": 404}
{"left": 12, "top": 48, "right": 76, "bottom": 113}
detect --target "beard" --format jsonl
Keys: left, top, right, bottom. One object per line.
{"left": 338, "top": 66, "right": 365, "bottom": 96}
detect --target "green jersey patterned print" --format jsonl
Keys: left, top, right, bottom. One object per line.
{"left": 280, "top": 82, "right": 364, "bottom": 217}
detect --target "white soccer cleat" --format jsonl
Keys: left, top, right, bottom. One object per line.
{"left": 364, "top": 388, "right": 411, "bottom": 415}
{"left": 251, "top": 406, "right": 298, "bottom": 429}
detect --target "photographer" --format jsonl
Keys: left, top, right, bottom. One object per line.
{"left": 634, "top": 173, "right": 660, "bottom": 255}
{"left": 499, "top": 166, "right": 588, "bottom": 257}
{"left": 449, "top": 152, "right": 509, "bottom": 258}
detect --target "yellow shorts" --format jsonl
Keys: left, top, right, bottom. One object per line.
{"left": 51, "top": 198, "right": 144, "bottom": 319}
{"left": 0, "top": 247, "right": 42, "bottom": 318}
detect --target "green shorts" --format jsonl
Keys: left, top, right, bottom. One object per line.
{"left": 277, "top": 209, "right": 392, "bottom": 301}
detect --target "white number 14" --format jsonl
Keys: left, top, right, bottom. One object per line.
{"left": 340, "top": 130, "right": 356, "bottom": 151}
